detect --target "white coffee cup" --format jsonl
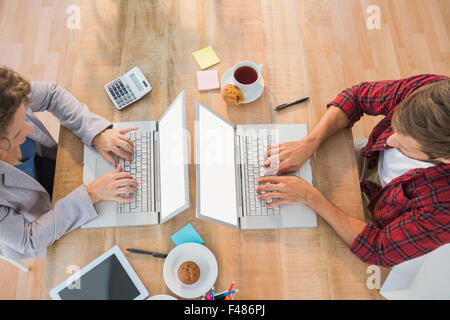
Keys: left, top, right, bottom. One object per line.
{"left": 231, "top": 61, "right": 264, "bottom": 91}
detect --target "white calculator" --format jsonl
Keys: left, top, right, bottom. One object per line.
{"left": 105, "top": 66, "right": 152, "bottom": 110}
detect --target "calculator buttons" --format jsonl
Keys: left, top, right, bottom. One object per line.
{"left": 109, "top": 79, "right": 136, "bottom": 109}
{"left": 105, "top": 67, "right": 152, "bottom": 110}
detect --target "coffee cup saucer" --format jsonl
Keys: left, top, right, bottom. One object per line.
{"left": 221, "top": 68, "right": 264, "bottom": 104}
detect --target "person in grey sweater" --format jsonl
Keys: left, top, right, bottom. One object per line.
{"left": 0, "top": 66, "right": 138, "bottom": 259}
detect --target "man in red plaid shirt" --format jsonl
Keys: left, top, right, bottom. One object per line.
{"left": 258, "top": 74, "right": 449, "bottom": 267}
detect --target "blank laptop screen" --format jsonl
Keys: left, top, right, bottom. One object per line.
{"left": 158, "top": 93, "right": 189, "bottom": 222}
{"left": 196, "top": 102, "right": 239, "bottom": 227}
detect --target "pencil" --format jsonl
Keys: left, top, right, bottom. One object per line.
{"left": 214, "top": 290, "right": 237, "bottom": 299}
{"left": 211, "top": 287, "right": 215, "bottom": 300}
{"left": 228, "top": 282, "right": 235, "bottom": 292}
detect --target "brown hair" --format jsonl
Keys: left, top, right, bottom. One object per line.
{"left": 392, "top": 79, "right": 450, "bottom": 160}
{"left": 0, "top": 66, "right": 32, "bottom": 147}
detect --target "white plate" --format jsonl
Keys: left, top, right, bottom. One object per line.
{"left": 163, "top": 243, "right": 218, "bottom": 299}
{"left": 147, "top": 294, "right": 177, "bottom": 300}
{"left": 221, "top": 67, "right": 264, "bottom": 104}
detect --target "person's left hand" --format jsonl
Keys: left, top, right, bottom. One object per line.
{"left": 93, "top": 127, "right": 138, "bottom": 166}
{"left": 256, "top": 175, "right": 317, "bottom": 207}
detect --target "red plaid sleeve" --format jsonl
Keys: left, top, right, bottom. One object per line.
{"left": 327, "top": 74, "right": 449, "bottom": 127}
{"left": 350, "top": 206, "right": 450, "bottom": 267}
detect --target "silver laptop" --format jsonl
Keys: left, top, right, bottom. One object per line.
{"left": 195, "top": 101, "right": 317, "bottom": 229}
{"left": 82, "top": 91, "right": 189, "bottom": 228}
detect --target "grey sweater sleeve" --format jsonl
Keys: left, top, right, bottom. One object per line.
{"left": 29, "top": 81, "right": 112, "bottom": 146}
{"left": 0, "top": 185, "right": 98, "bottom": 259}
{"left": 0, "top": 82, "right": 110, "bottom": 259}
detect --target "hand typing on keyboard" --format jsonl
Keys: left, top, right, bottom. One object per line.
{"left": 93, "top": 127, "right": 138, "bottom": 167}
{"left": 242, "top": 134, "right": 281, "bottom": 216}
{"left": 256, "top": 175, "right": 316, "bottom": 207}
{"left": 117, "top": 130, "right": 154, "bottom": 214}
{"left": 265, "top": 139, "right": 317, "bottom": 175}
{"left": 86, "top": 164, "right": 138, "bottom": 204}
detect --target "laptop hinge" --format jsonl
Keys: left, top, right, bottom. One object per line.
{"left": 153, "top": 130, "right": 161, "bottom": 219}
{"left": 235, "top": 132, "right": 244, "bottom": 222}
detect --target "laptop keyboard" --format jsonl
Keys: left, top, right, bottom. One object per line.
{"left": 241, "top": 134, "right": 280, "bottom": 216}
{"left": 117, "top": 131, "right": 154, "bottom": 214}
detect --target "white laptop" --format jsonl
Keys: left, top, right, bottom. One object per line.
{"left": 195, "top": 101, "right": 317, "bottom": 229}
{"left": 82, "top": 91, "right": 189, "bottom": 228}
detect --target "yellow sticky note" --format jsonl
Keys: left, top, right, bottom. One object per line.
{"left": 192, "top": 46, "right": 220, "bottom": 69}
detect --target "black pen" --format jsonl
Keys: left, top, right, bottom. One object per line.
{"left": 273, "top": 97, "right": 310, "bottom": 111}
{"left": 126, "top": 248, "right": 168, "bottom": 259}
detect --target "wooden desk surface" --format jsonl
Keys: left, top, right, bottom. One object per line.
{"left": 43, "top": 0, "right": 384, "bottom": 299}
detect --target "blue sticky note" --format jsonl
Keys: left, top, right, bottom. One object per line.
{"left": 170, "top": 223, "right": 204, "bottom": 246}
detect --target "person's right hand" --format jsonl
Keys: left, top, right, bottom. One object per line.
{"left": 85, "top": 164, "right": 138, "bottom": 204}
{"left": 264, "top": 138, "right": 317, "bottom": 175}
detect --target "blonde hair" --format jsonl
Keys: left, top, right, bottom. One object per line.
{"left": 392, "top": 79, "right": 450, "bottom": 160}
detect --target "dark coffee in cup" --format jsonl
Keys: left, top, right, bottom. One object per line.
{"left": 234, "top": 66, "right": 258, "bottom": 85}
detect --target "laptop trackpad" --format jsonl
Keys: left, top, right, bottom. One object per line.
{"left": 96, "top": 157, "right": 116, "bottom": 177}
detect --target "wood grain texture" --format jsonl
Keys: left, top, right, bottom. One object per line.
{"left": 46, "top": 0, "right": 372, "bottom": 300}
{"left": 0, "top": 0, "right": 449, "bottom": 300}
